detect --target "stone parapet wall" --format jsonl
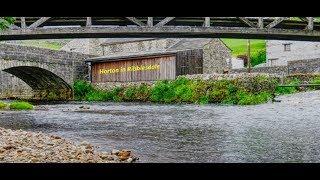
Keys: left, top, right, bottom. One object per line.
{"left": 230, "top": 66, "right": 288, "bottom": 76}
{"left": 181, "top": 72, "right": 279, "bottom": 80}
{"left": 230, "top": 58, "right": 320, "bottom": 76}
{"left": 288, "top": 58, "right": 320, "bottom": 74}
{"left": 0, "top": 44, "right": 93, "bottom": 99}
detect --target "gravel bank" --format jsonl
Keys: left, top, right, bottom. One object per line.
{"left": 0, "top": 127, "right": 137, "bottom": 163}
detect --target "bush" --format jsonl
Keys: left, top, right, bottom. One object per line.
{"left": 135, "top": 84, "right": 151, "bottom": 101}
{"left": 234, "top": 75, "right": 278, "bottom": 94}
{"left": 189, "top": 79, "right": 210, "bottom": 104}
{"left": 85, "top": 90, "right": 108, "bottom": 101}
{"left": 151, "top": 80, "right": 176, "bottom": 103}
{"left": 251, "top": 49, "right": 266, "bottom": 67}
{"left": 275, "top": 78, "right": 300, "bottom": 95}
{"left": 123, "top": 86, "right": 137, "bottom": 101}
{"left": 47, "top": 91, "right": 59, "bottom": 101}
{"left": 222, "top": 84, "right": 240, "bottom": 104}
{"left": 9, "top": 101, "right": 33, "bottom": 110}
{"left": 310, "top": 77, "right": 320, "bottom": 90}
{"left": 236, "top": 49, "right": 266, "bottom": 67}
{"left": 73, "top": 75, "right": 279, "bottom": 106}
{"left": 0, "top": 101, "right": 7, "bottom": 109}
{"left": 175, "top": 83, "right": 193, "bottom": 103}
{"left": 237, "top": 91, "right": 271, "bottom": 105}
{"left": 73, "top": 80, "right": 95, "bottom": 100}
{"left": 208, "top": 80, "right": 231, "bottom": 103}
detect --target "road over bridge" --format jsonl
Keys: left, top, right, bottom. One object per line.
{"left": 2, "top": 17, "right": 320, "bottom": 41}
{"left": 0, "top": 44, "right": 92, "bottom": 100}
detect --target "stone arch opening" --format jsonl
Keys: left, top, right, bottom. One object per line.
{"left": 2, "top": 66, "right": 73, "bottom": 100}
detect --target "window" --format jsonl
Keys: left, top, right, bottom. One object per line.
{"left": 269, "top": 58, "right": 279, "bottom": 66}
{"left": 283, "top": 43, "right": 291, "bottom": 51}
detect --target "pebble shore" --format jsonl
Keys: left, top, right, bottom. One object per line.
{"left": 0, "top": 127, "right": 137, "bottom": 163}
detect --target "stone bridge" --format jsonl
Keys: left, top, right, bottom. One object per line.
{"left": 0, "top": 44, "right": 93, "bottom": 100}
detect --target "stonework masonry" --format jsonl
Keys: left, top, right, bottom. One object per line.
{"left": 203, "top": 40, "right": 232, "bottom": 74}
{"left": 0, "top": 44, "right": 93, "bottom": 99}
{"left": 230, "top": 58, "right": 320, "bottom": 76}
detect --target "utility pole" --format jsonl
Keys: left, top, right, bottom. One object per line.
{"left": 247, "top": 39, "right": 251, "bottom": 73}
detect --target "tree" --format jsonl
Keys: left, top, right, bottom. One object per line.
{"left": 0, "top": 17, "right": 15, "bottom": 30}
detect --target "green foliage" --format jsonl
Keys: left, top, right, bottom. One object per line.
{"left": 85, "top": 90, "right": 108, "bottom": 101}
{"left": 151, "top": 80, "right": 176, "bottom": 103}
{"left": 175, "top": 83, "right": 193, "bottom": 103}
{"left": 73, "top": 80, "right": 95, "bottom": 100}
{"left": 234, "top": 74, "right": 279, "bottom": 94}
{"left": 135, "top": 84, "right": 151, "bottom": 101}
{"left": 237, "top": 91, "right": 272, "bottom": 105}
{"left": 74, "top": 75, "right": 279, "bottom": 106}
{"left": 221, "top": 39, "right": 266, "bottom": 67}
{"left": 110, "top": 87, "right": 124, "bottom": 102}
{"left": 9, "top": 101, "right": 33, "bottom": 110}
{"left": 0, "top": 101, "right": 8, "bottom": 109}
{"left": 47, "top": 92, "right": 59, "bottom": 101}
{"left": 19, "top": 40, "right": 64, "bottom": 50}
{"left": 221, "top": 39, "right": 266, "bottom": 56}
{"left": 251, "top": 49, "right": 266, "bottom": 67}
{"left": 275, "top": 78, "right": 300, "bottom": 95}
{"left": 123, "top": 86, "right": 137, "bottom": 101}
{"left": 0, "top": 17, "right": 15, "bottom": 30}
{"left": 189, "top": 79, "right": 210, "bottom": 104}
{"left": 309, "top": 77, "right": 320, "bottom": 90}
{"left": 310, "top": 77, "right": 320, "bottom": 84}
{"left": 222, "top": 84, "right": 240, "bottom": 104}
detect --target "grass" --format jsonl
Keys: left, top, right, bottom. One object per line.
{"left": 19, "top": 40, "right": 64, "bottom": 50}
{"left": 9, "top": 101, "right": 34, "bottom": 110}
{"left": 221, "top": 39, "right": 266, "bottom": 56}
{"left": 221, "top": 38, "right": 267, "bottom": 67}
{"left": 275, "top": 78, "right": 300, "bottom": 95}
{"left": 0, "top": 101, "right": 8, "bottom": 109}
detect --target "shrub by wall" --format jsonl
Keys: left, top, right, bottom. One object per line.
{"left": 0, "top": 101, "right": 7, "bottom": 109}
{"left": 74, "top": 74, "right": 279, "bottom": 105}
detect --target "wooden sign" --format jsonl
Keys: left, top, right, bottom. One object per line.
{"left": 91, "top": 55, "right": 176, "bottom": 82}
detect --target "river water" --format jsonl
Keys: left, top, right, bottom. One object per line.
{"left": 1, "top": 91, "right": 320, "bottom": 163}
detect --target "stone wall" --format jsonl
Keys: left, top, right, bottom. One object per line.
{"left": 230, "top": 66, "right": 288, "bottom": 76}
{"left": 0, "top": 44, "right": 93, "bottom": 99}
{"left": 230, "top": 58, "right": 320, "bottom": 76}
{"left": 203, "top": 39, "right": 232, "bottom": 74}
{"left": 267, "top": 40, "right": 320, "bottom": 66}
{"left": 102, "top": 39, "right": 179, "bottom": 56}
{"left": 288, "top": 58, "right": 320, "bottom": 74}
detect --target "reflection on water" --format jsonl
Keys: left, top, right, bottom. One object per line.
{"left": 1, "top": 91, "right": 320, "bottom": 162}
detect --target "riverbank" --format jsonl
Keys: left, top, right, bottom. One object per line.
{"left": 0, "top": 127, "right": 138, "bottom": 163}
{"left": 1, "top": 91, "right": 320, "bottom": 162}
{"left": 74, "top": 73, "right": 279, "bottom": 105}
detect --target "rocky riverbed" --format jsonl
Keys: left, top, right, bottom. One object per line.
{"left": 0, "top": 127, "right": 138, "bottom": 163}
{"left": 1, "top": 91, "right": 320, "bottom": 162}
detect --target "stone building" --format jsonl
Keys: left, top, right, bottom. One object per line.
{"left": 62, "top": 38, "right": 232, "bottom": 74}
{"left": 266, "top": 40, "right": 320, "bottom": 66}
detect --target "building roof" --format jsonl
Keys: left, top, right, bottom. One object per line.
{"left": 100, "top": 38, "right": 157, "bottom": 46}
{"left": 86, "top": 50, "right": 180, "bottom": 63}
{"left": 167, "top": 38, "right": 213, "bottom": 50}
{"left": 86, "top": 38, "right": 230, "bottom": 63}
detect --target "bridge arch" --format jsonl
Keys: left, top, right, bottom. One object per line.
{"left": 2, "top": 66, "right": 73, "bottom": 100}
{"left": 0, "top": 44, "right": 93, "bottom": 100}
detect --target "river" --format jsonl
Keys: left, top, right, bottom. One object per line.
{"left": 1, "top": 91, "right": 320, "bottom": 163}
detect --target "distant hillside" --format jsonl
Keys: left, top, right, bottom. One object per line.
{"left": 221, "top": 39, "right": 266, "bottom": 67}
{"left": 221, "top": 39, "right": 266, "bottom": 56}
{"left": 1, "top": 39, "right": 70, "bottom": 50}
